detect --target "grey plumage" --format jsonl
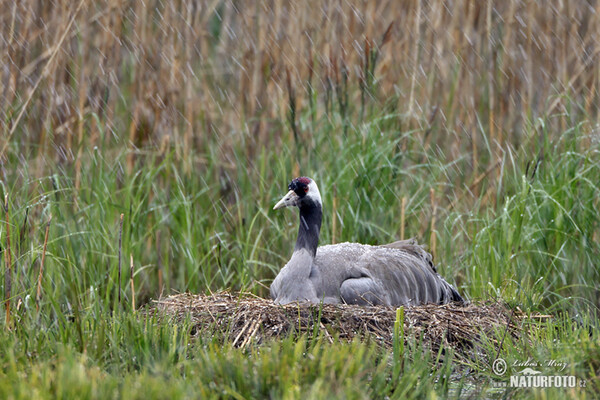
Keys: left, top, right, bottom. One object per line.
{"left": 271, "top": 177, "right": 464, "bottom": 307}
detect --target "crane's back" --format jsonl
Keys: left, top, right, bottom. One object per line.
{"left": 314, "top": 240, "right": 463, "bottom": 306}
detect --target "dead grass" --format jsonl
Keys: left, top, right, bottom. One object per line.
{"left": 2, "top": 1, "right": 599, "bottom": 230}
{"left": 3, "top": 1, "right": 599, "bottom": 174}
{"left": 153, "top": 292, "right": 547, "bottom": 361}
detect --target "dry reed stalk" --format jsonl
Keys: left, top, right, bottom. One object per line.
{"left": 306, "top": 44, "right": 316, "bottom": 127}
{"left": 36, "top": 214, "right": 52, "bottom": 310}
{"left": 103, "top": 0, "right": 124, "bottom": 138}
{"left": 331, "top": 184, "right": 337, "bottom": 244}
{"left": 126, "top": 105, "right": 140, "bottom": 175}
{"left": 1, "top": 0, "right": 86, "bottom": 160}
{"left": 240, "top": 315, "right": 262, "bottom": 349}
{"left": 286, "top": 67, "right": 300, "bottom": 151}
{"left": 400, "top": 196, "right": 406, "bottom": 240}
{"left": 3, "top": 195, "right": 12, "bottom": 327}
{"left": 407, "top": 0, "right": 421, "bottom": 122}
{"left": 525, "top": 0, "right": 534, "bottom": 115}
{"left": 429, "top": 188, "right": 437, "bottom": 258}
{"left": 1, "top": 2, "right": 18, "bottom": 117}
{"left": 486, "top": 0, "right": 495, "bottom": 153}
{"left": 470, "top": 116, "right": 479, "bottom": 190}
{"left": 359, "top": 38, "right": 371, "bottom": 120}
{"left": 502, "top": 0, "right": 517, "bottom": 109}
{"left": 74, "top": 44, "right": 87, "bottom": 195}
{"left": 75, "top": 37, "right": 88, "bottom": 176}
{"left": 3, "top": 0, "right": 600, "bottom": 202}
{"left": 585, "top": 72, "right": 597, "bottom": 122}
{"left": 183, "top": 2, "right": 194, "bottom": 175}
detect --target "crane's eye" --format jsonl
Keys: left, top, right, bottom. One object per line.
{"left": 304, "top": 186, "right": 309, "bottom": 193}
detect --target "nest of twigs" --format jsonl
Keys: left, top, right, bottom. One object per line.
{"left": 153, "top": 292, "right": 546, "bottom": 358}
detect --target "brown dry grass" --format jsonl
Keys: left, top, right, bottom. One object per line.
{"left": 3, "top": 0, "right": 599, "bottom": 172}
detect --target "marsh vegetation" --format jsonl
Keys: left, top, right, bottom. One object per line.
{"left": 1, "top": 1, "right": 599, "bottom": 398}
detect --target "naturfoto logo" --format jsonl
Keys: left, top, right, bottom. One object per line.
{"left": 491, "top": 358, "right": 585, "bottom": 389}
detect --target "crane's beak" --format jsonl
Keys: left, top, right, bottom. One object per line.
{"left": 273, "top": 190, "right": 299, "bottom": 210}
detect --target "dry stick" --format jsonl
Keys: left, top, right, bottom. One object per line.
{"left": 526, "top": 0, "right": 534, "bottom": 120}
{"left": 117, "top": 213, "right": 124, "bottom": 305}
{"left": 130, "top": 254, "right": 135, "bottom": 311}
{"left": 494, "top": 305, "right": 517, "bottom": 363}
{"left": 407, "top": 0, "right": 421, "bottom": 121}
{"left": 400, "top": 196, "right": 407, "bottom": 240}
{"left": 429, "top": 189, "right": 437, "bottom": 258}
{"left": 0, "top": 0, "right": 86, "bottom": 159}
{"left": 320, "top": 322, "right": 334, "bottom": 344}
{"left": 471, "top": 116, "right": 478, "bottom": 188}
{"left": 331, "top": 184, "right": 337, "bottom": 244}
{"left": 241, "top": 315, "right": 262, "bottom": 349}
{"left": 36, "top": 214, "right": 52, "bottom": 310}
{"left": 232, "top": 319, "right": 252, "bottom": 347}
{"left": 4, "top": 195, "right": 12, "bottom": 327}
{"left": 486, "top": 0, "right": 495, "bottom": 153}
{"left": 286, "top": 67, "right": 299, "bottom": 149}
{"left": 183, "top": 27, "right": 194, "bottom": 176}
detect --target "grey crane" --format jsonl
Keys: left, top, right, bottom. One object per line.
{"left": 270, "top": 177, "right": 464, "bottom": 306}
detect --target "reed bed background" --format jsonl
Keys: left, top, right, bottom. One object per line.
{"left": 1, "top": 1, "right": 599, "bottom": 398}
{"left": 4, "top": 1, "right": 599, "bottom": 171}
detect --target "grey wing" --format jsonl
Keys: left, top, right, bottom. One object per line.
{"left": 380, "top": 241, "right": 463, "bottom": 304}
{"left": 315, "top": 244, "right": 427, "bottom": 306}
{"left": 381, "top": 238, "right": 436, "bottom": 271}
{"left": 314, "top": 242, "right": 463, "bottom": 307}
{"left": 343, "top": 246, "right": 461, "bottom": 306}
{"left": 340, "top": 277, "right": 391, "bottom": 306}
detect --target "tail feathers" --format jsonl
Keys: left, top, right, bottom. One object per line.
{"left": 382, "top": 238, "right": 465, "bottom": 305}
{"left": 442, "top": 281, "right": 465, "bottom": 305}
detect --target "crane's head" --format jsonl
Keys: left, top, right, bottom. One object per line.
{"left": 274, "top": 177, "right": 322, "bottom": 210}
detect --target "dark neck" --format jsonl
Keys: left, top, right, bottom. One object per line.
{"left": 294, "top": 201, "right": 322, "bottom": 257}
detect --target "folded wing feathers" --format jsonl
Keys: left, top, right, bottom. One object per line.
{"left": 312, "top": 241, "right": 464, "bottom": 306}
